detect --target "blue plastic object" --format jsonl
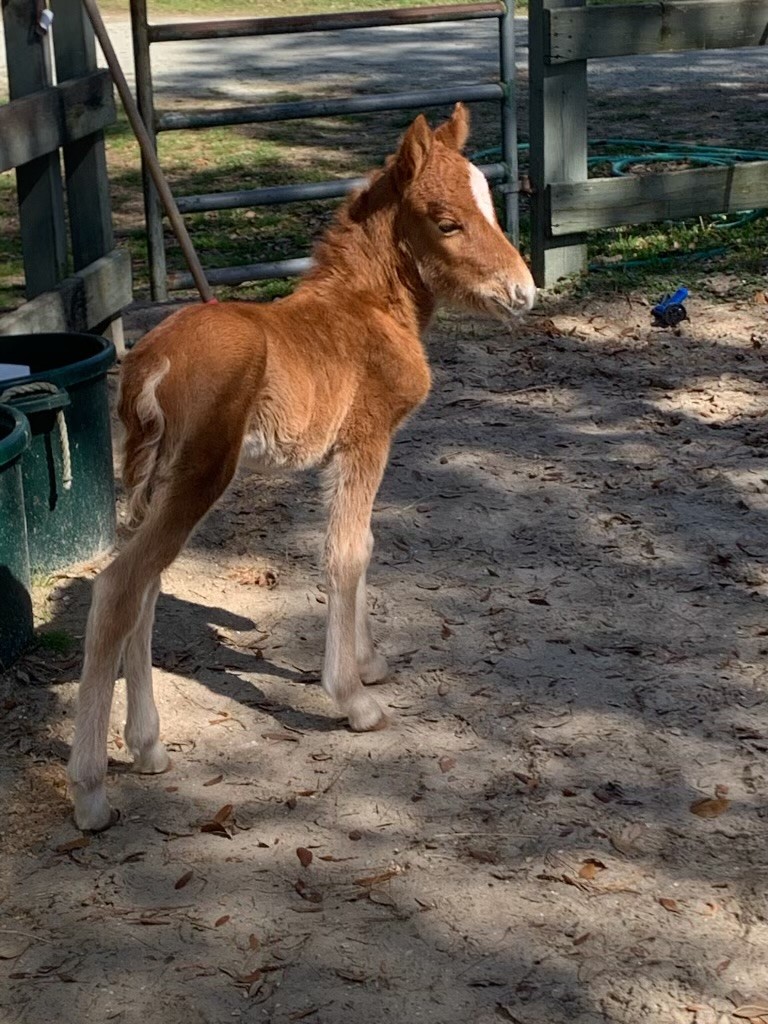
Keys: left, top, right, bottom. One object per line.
{"left": 652, "top": 287, "right": 689, "bottom": 328}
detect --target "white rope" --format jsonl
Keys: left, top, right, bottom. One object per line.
{"left": 0, "top": 382, "right": 72, "bottom": 491}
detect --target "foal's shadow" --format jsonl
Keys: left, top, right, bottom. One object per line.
{"left": 42, "top": 575, "right": 340, "bottom": 739}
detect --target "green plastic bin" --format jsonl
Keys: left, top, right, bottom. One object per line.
{"left": 0, "top": 404, "right": 33, "bottom": 669}
{"left": 0, "top": 333, "right": 117, "bottom": 573}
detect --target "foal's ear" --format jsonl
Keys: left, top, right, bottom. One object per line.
{"left": 393, "top": 114, "right": 433, "bottom": 188}
{"left": 434, "top": 102, "right": 470, "bottom": 151}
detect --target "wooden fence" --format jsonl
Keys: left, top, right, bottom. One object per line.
{"left": 528, "top": 0, "right": 768, "bottom": 287}
{"left": 0, "top": 0, "right": 130, "bottom": 340}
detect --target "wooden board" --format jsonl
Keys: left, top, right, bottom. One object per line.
{"left": 0, "top": 71, "right": 116, "bottom": 173}
{"left": 52, "top": 0, "right": 116, "bottom": 272}
{"left": 549, "top": 161, "right": 768, "bottom": 234}
{"left": 548, "top": 1, "right": 768, "bottom": 63}
{"left": 529, "top": 0, "right": 588, "bottom": 286}
{"left": 3, "top": 0, "right": 68, "bottom": 299}
{"left": 0, "top": 251, "right": 132, "bottom": 335}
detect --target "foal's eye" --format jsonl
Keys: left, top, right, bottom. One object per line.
{"left": 437, "top": 220, "right": 462, "bottom": 236}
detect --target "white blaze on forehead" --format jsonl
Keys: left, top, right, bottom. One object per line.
{"left": 468, "top": 162, "right": 498, "bottom": 226}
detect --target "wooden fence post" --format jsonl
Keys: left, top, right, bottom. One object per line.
{"left": 3, "top": 0, "right": 68, "bottom": 299}
{"left": 51, "top": 0, "right": 115, "bottom": 273}
{"left": 52, "top": 0, "right": 126, "bottom": 350}
{"left": 528, "top": 0, "right": 588, "bottom": 287}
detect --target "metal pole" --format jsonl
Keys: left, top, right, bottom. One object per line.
{"left": 80, "top": 0, "right": 213, "bottom": 301}
{"left": 130, "top": 0, "right": 168, "bottom": 300}
{"left": 158, "top": 83, "right": 505, "bottom": 133}
{"left": 169, "top": 257, "right": 314, "bottom": 291}
{"left": 175, "top": 163, "right": 507, "bottom": 214}
{"left": 499, "top": 0, "right": 520, "bottom": 245}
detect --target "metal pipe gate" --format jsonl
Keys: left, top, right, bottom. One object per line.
{"left": 129, "top": 0, "right": 519, "bottom": 299}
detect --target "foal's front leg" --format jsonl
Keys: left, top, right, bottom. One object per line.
{"left": 355, "top": 529, "right": 389, "bottom": 684}
{"left": 323, "top": 448, "right": 390, "bottom": 731}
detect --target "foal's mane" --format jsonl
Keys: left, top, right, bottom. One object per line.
{"left": 303, "top": 163, "right": 400, "bottom": 286}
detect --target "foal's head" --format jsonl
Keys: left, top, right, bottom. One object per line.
{"left": 392, "top": 103, "right": 536, "bottom": 316}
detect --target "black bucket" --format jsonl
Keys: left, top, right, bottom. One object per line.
{"left": 0, "top": 404, "right": 33, "bottom": 668}
{"left": 0, "top": 333, "right": 116, "bottom": 573}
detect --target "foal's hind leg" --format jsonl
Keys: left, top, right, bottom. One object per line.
{"left": 68, "top": 548, "right": 159, "bottom": 830}
{"left": 323, "top": 445, "right": 390, "bottom": 731}
{"left": 68, "top": 452, "right": 240, "bottom": 831}
{"left": 123, "top": 576, "right": 168, "bottom": 774}
{"left": 355, "top": 529, "right": 389, "bottom": 684}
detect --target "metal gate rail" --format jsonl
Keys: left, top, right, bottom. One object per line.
{"left": 130, "top": 0, "right": 518, "bottom": 298}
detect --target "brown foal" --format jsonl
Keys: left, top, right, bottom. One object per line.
{"left": 67, "top": 103, "right": 536, "bottom": 830}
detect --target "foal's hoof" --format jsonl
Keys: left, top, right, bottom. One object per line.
{"left": 346, "top": 692, "right": 390, "bottom": 732}
{"left": 71, "top": 783, "right": 118, "bottom": 833}
{"left": 131, "top": 741, "right": 171, "bottom": 775}
{"left": 359, "top": 653, "right": 389, "bottom": 685}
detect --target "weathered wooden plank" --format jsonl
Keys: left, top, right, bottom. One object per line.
{"left": 549, "top": 161, "right": 768, "bottom": 234}
{"left": 0, "top": 251, "right": 133, "bottom": 335}
{"left": 0, "top": 72, "right": 116, "bottom": 173}
{"left": 548, "top": 1, "right": 768, "bottom": 63}
{"left": 529, "top": 0, "right": 588, "bottom": 286}
{"left": 52, "top": 0, "right": 116, "bottom": 272}
{"left": 3, "top": 0, "right": 67, "bottom": 299}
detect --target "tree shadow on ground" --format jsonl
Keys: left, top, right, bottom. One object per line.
{"left": 2, "top": 296, "right": 768, "bottom": 1022}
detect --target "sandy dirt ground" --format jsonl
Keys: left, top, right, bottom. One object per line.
{"left": 3, "top": 11, "right": 768, "bottom": 1024}
{"left": 2, "top": 284, "right": 768, "bottom": 1024}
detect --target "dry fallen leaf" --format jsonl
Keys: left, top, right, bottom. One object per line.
{"left": 578, "top": 858, "right": 606, "bottom": 880}
{"left": 495, "top": 1005, "right": 524, "bottom": 1024}
{"left": 261, "top": 731, "right": 300, "bottom": 743}
{"left": 658, "top": 896, "right": 682, "bottom": 913}
{"left": 229, "top": 566, "right": 278, "bottom": 588}
{"left": 690, "top": 796, "right": 730, "bottom": 818}
{"left": 203, "top": 774, "right": 224, "bottom": 787}
{"left": 732, "top": 1007, "right": 768, "bottom": 1021}
{"left": 200, "top": 821, "right": 232, "bottom": 839}
{"left": 215, "top": 915, "right": 230, "bottom": 927}
{"left": 54, "top": 836, "right": 90, "bottom": 854}
{"left": 237, "top": 969, "right": 263, "bottom": 986}
{"left": 297, "top": 847, "right": 313, "bottom": 868}
{"left": 248, "top": 934, "right": 260, "bottom": 951}
{"left": 610, "top": 822, "right": 646, "bottom": 856}
{"left": 335, "top": 966, "right": 368, "bottom": 983}
{"left": 438, "top": 755, "right": 456, "bottom": 773}
{"left": 467, "top": 848, "right": 499, "bottom": 865}
{"left": 354, "top": 866, "right": 404, "bottom": 887}
{"left": 289, "top": 1008, "right": 321, "bottom": 1022}
{"left": 212, "top": 804, "right": 234, "bottom": 825}
{"left": 294, "top": 878, "right": 322, "bottom": 903}
{"left": 174, "top": 870, "right": 194, "bottom": 890}
{"left": 0, "top": 938, "right": 30, "bottom": 960}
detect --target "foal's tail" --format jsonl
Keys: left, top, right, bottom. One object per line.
{"left": 118, "top": 356, "right": 171, "bottom": 529}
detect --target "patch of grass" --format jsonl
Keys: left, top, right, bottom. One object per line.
{"left": 0, "top": 171, "right": 25, "bottom": 312}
